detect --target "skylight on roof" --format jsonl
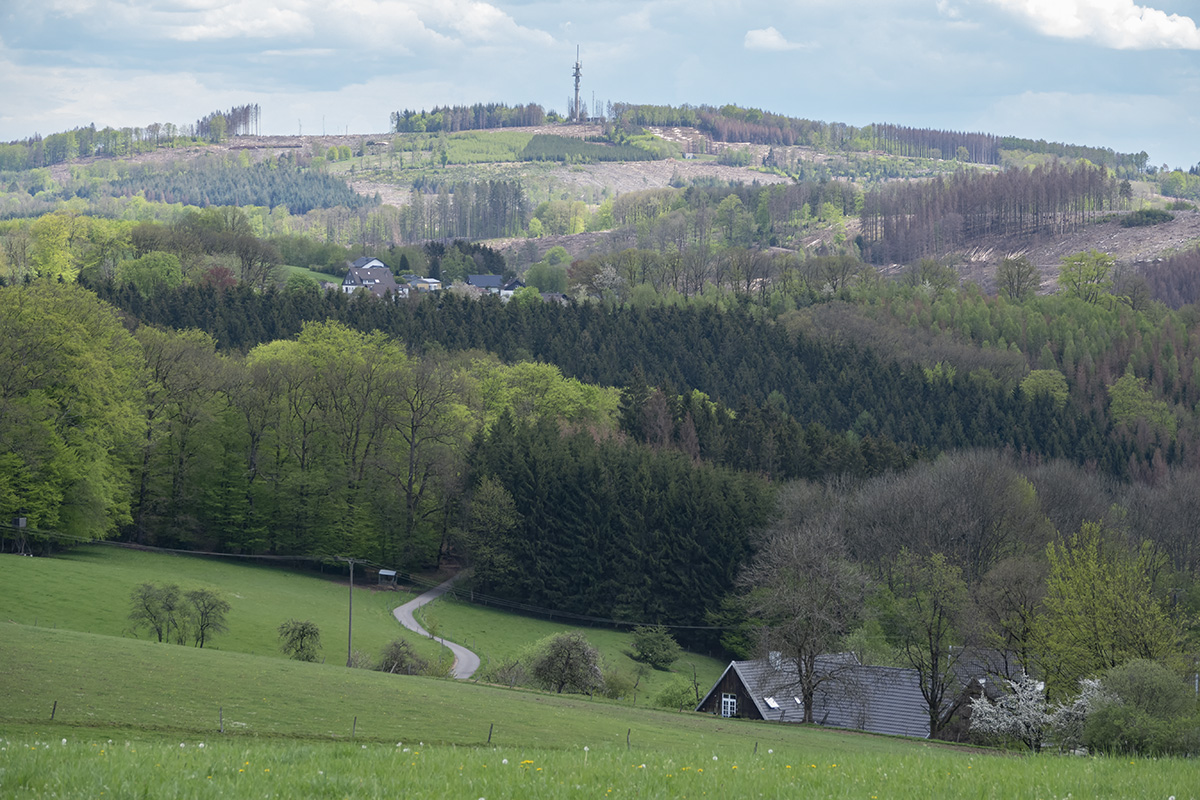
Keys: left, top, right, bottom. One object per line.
{"left": 764, "top": 696, "right": 779, "bottom": 709}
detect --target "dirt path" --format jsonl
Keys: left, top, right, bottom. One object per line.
{"left": 392, "top": 573, "right": 480, "bottom": 680}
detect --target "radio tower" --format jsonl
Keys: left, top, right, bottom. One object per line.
{"left": 572, "top": 46, "right": 583, "bottom": 122}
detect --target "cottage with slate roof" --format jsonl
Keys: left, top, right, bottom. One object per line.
{"left": 696, "top": 654, "right": 933, "bottom": 738}
{"left": 343, "top": 258, "right": 399, "bottom": 298}
{"left": 466, "top": 274, "right": 504, "bottom": 294}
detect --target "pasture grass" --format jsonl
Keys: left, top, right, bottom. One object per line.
{"left": 418, "top": 595, "right": 727, "bottom": 702}
{"left": 4, "top": 549, "right": 1196, "bottom": 798}
{"left": 1, "top": 726, "right": 1194, "bottom": 799}
{"left": 4, "top": 624, "right": 919, "bottom": 755}
{"left": 0, "top": 546, "right": 444, "bottom": 665}
{"left": 283, "top": 264, "right": 338, "bottom": 284}
{"left": 0, "top": 546, "right": 721, "bottom": 701}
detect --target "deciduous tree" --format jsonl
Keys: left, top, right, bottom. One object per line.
{"left": 184, "top": 588, "right": 230, "bottom": 648}
{"left": 882, "top": 550, "right": 971, "bottom": 737}
{"left": 128, "top": 583, "right": 185, "bottom": 643}
{"left": 739, "top": 488, "right": 867, "bottom": 723}
{"left": 630, "top": 624, "right": 682, "bottom": 671}
{"left": 530, "top": 631, "right": 605, "bottom": 694}
{"left": 278, "top": 619, "right": 321, "bottom": 662}
{"left": 996, "top": 255, "right": 1040, "bottom": 300}
{"left": 1058, "top": 250, "right": 1113, "bottom": 304}
{"left": 1035, "top": 523, "right": 1181, "bottom": 698}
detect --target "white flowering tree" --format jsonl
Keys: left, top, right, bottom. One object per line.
{"left": 971, "top": 675, "right": 1112, "bottom": 752}
{"left": 1049, "top": 678, "right": 1110, "bottom": 752}
{"left": 969, "top": 674, "right": 1053, "bottom": 751}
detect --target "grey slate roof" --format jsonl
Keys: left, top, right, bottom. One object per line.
{"left": 467, "top": 274, "right": 504, "bottom": 290}
{"left": 352, "top": 256, "right": 386, "bottom": 269}
{"left": 342, "top": 266, "right": 398, "bottom": 297}
{"left": 699, "top": 655, "right": 932, "bottom": 738}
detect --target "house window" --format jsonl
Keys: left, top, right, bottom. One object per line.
{"left": 764, "top": 696, "right": 780, "bottom": 709}
{"left": 721, "top": 693, "right": 737, "bottom": 717}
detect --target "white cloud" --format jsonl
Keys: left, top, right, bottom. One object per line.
{"left": 985, "top": 0, "right": 1200, "bottom": 49}
{"left": 14, "top": 0, "right": 554, "bottom": 49}
{"left": 616, "top": 8, "right": 653, "bottom": 33}
{"left": 744, "top": 26, "right": 807, "bottom": 51}
{"left": 171, "top": 4, "right": 313, "bottom": 41}
{"left": 936, "top": 0, "right": 963, "bottom": 19}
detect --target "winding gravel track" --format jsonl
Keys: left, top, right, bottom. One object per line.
{"left": 392, "top": 573, "right": 481, "bottom": 680}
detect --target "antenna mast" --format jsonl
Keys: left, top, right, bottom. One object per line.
{"left": 573, "top": 46, "right": 583, "bottom": 122}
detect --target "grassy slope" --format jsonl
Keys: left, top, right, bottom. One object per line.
{"left": 5, "top": 625, "right": 1195, "bottom": 800}
{"left": 0, "top": 623, "right": 895, "bottom": 756}
{"left": 0, "top": 547, "right": 722, "bottom": 701}
{"left": 283, "top": 264, "right": 339, "bottom": 284}
{"left": 417, "top": 595, "right": 728, "bottom": 700}
{"left": 0, "top": 547, "right": 442, "bottom": 664}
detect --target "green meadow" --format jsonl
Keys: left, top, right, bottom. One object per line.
{"left": 0, "top": 546, "right": 441, "bottom": 664}
{"left": 4, "top": 731, "right": 1193, "bottom": 800}
{"left": 0, "top": 546, "right": 716, "bottom": 700}
{"left": 415, "top": 595, "right": 728, "bottom": 700}
{"left": 2, "top": 547, "right": 1196, "bottom": 798}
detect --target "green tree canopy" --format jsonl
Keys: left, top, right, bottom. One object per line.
{"left": 116, "top": 251, "right": 183, "bottom": 298}
{"left": 1035, "top": 523, "right": 1182, "bottom": 698}
{"left": 1058, "top": 250, "right": 1114, "bottom": 304}
{"left": 0, "top": 282, "right": 144, "bottom": 545}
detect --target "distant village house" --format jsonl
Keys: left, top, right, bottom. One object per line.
{"left": 342, "top": 257, "right": 399, "bottom": 298}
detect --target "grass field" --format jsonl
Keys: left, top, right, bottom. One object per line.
{"left": 3, "top": 549, "right": 1197, "bottom": 798}
{"left": 0, "top": 546, "right": 718, "bottom": 701}
{"left": 2, "top": 624, "right": 893, "bottom": 753}
{"left": 417, "top": 595, "right": 727, "bottom": 702}
{"left": 4, "top": 728, "right": 1193, "bottom": 800}
{"left": 283, "top": 264, "right": 339, "bottom": 285}
{"left": 0, "top": 546, "right": 443, "bottom": 665}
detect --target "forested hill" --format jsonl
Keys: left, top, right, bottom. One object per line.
{"left": 89, "top": 280, "right": 1119, "bottom": 474}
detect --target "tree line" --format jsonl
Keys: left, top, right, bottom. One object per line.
{"left": 194, "top": 105, "right": 262, "bottom": 141}
{"left": 1, "top": 103, "right": 262, "bottom": 168}
{"left": 606, "top": 103, "right": 1146, "bottom": 171}
{"left": 390, "top": 103, "right": 548, "bottom": 133}
{"left": 859, "top": 161, "right": 1122, "bottom": 263}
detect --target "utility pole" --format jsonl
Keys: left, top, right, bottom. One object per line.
{"left": 573, "top": 46, "right": 582, "bottom": 123}
{"left": 337, "top": 556, "right": 360, "bottom": 667}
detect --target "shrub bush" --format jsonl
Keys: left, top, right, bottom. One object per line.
{"left": 1120, "top": 209, "right": 1175, "bottom": 227}
{"left": 1083, "top": 659, "right": 1198, "bottom": 755}
{"left": 378, "top": 639, "right": 429, "bottom": 675}
{"left": 631, "top": 625, "right": 682, "bottom": 670}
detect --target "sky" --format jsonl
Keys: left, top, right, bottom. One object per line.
{"left": 1, "top": 0, "right": 1198, "bottom": 169}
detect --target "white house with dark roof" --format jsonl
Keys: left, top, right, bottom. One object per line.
{"left": 342, "top": 259, "right": 398, "bottom": 298}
